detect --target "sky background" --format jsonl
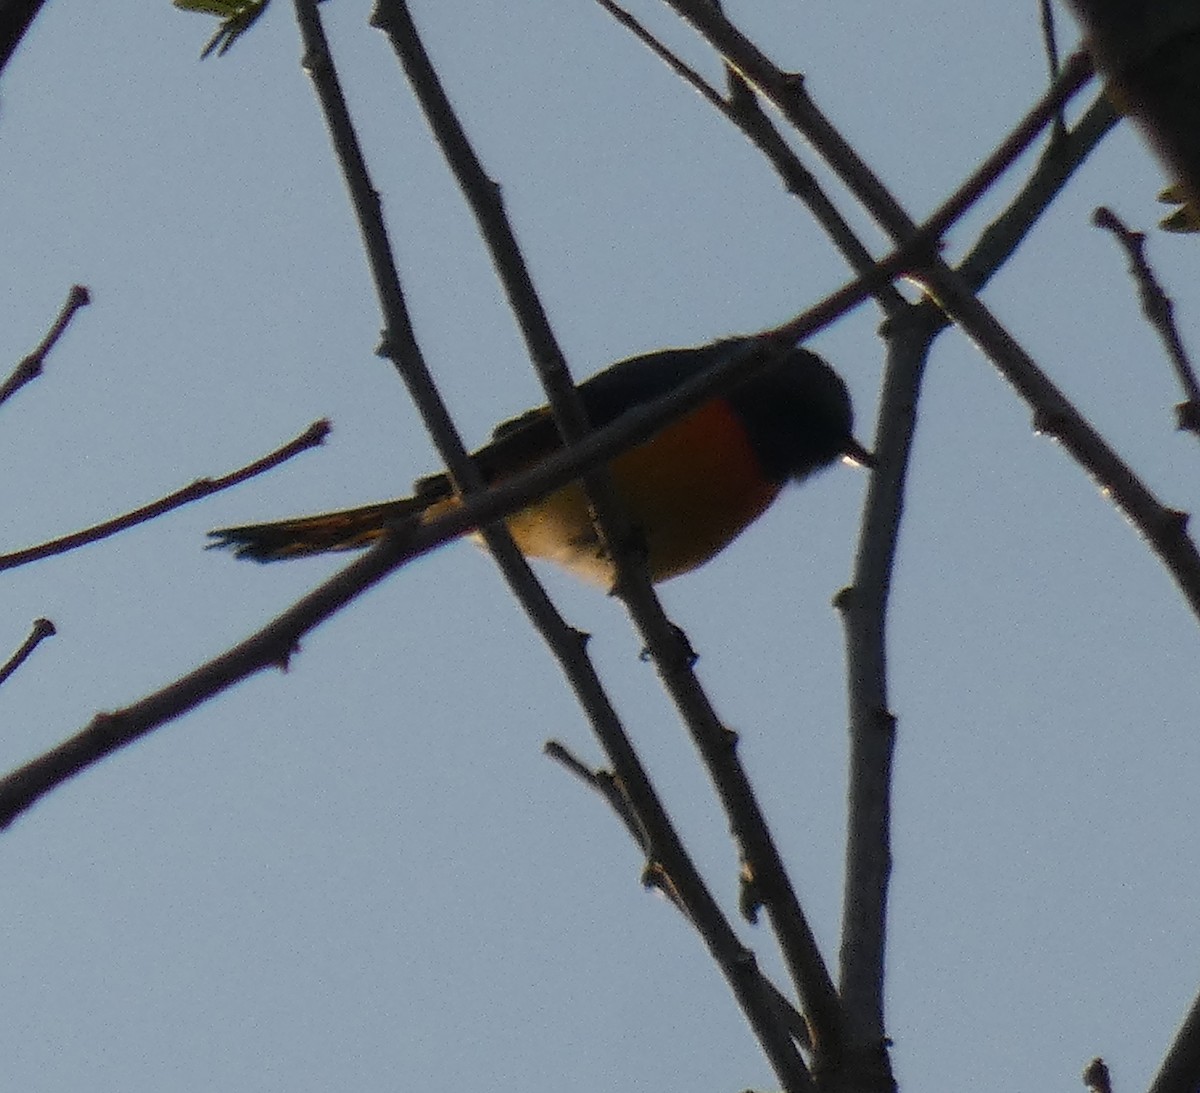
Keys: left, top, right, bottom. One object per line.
{"left": 1, "top": 2, "right": 1198, "bottom": 1091}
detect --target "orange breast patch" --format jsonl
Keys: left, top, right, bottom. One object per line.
{"left": 503, "top": 398, "right": 781, "bottom": 585}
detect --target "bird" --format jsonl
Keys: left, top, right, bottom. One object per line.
{"left": 208, "top": 339, "right": 874, "bottom": 586}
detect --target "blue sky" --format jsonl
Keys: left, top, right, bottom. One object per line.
{"left": 1, "top": 2, "right": 1198, "bottom": 1091}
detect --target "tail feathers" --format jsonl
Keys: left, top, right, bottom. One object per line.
{"left": 208, "top": 497, "right": 431, "bottom": 562}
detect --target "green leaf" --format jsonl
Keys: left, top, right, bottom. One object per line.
{"left": 173, "top": 0, "right": 271, "bottom": 58}
{"left": 1157, "top": 184, "right": 1200, "bottom": 234}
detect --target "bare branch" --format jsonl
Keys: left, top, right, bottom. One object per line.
{"left": 1149, "top": 987, "right": 1200, "bottom": 1093}
{"left": 636, "top": 2, "right": 1096, "bottom": 1072}
{"left": 593, "top": 0, "right": 725, "bottom": 109}
{"left": 0, "top": 285, "right": 90, "bottom": 410}
{"left": 368, "top": 2, "right": 828, "bottom": 1083}
{"left": 292, "top": 0, "right": 542, "bottom": 599}
{"left": 0, "top": 618, "right": 56, "bottom": 690}
{"left": 957, "top": 93, "right": 1119, "bottom": 294}
{"left": 296, "top": 5, "right": 813, "bottom": 1085}
{"left": 545, "top": 738, "right": 814, "bottom": 1054}
{"left": 661, "top": 0, "right": 1200, "bottom": 621}
{"left": 915, "top": 52, "right": 1094, "bottom": 258}
{"left": 0, "top": 530, "right": 410, "bottom": 829}
{"left": 661, "top": 0, "right": 1094, "bottom": 267}
{"left": 0, "top": 0, "right": 47, "bottom": 78}
{"left": 369, "top": 0, "right": 657, "bottom": 655}
{"left": 544, "top": 740, "right": 646, "bottom": 854}
{"left": 0, "top": 419, "right": 330, "bottom": 572}
{"left": 1093, "top": 205, "right": 1200, "bottom": 436}
{"left": 924, "top": 270, "right": 1200, "bottom": 621}
{"left": 605, "top": 0, "right": 1094, "bottom": 321}
{"left": 830, "top": 96, "right": 1114, "bottom": 1047}
{"left": 594, "top": 0, "right": 906, "bottom": 320}
{"left": 836, "top": 318, "right": 939, "bottom": 1074}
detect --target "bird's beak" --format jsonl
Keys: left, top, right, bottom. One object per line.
{"left": 842, "top": 437, "right": 877, "bottom": 469}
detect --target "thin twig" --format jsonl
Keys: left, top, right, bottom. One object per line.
{"left": 0, "top": 618, "right": 56, "bottom": 689}
{"left": 0, "top": 419, "right": 329, "bottom": 571}
{"left": 544, "top": 740, "right": 646, "bottom": 852}
{"left": 593, "top": 0, "right": 906, "bottom": 320}
{"left": 1093, "top": 206, "right": 1200, "bottom": 436}
{"left": 1040, "top": 0, "right": 1068, "bottom": 142}
{"left": 595, "top": 0, "right": 724, "bottom": 107}
{"left": 0, "top": 527, "right": 414, "bottom": 829}
{"left": 829, "top": 74, "right": 1112, "bottom": 1066}
{"left": 0, "top": 285, "right": 90, "bottom": 410}
{"left": 662, "top": 0, "right": 1094, "bottom": 261}
{"left": 613, "top": 554, "right": 845, "bottom": 1067}
{"left": 293, "top": 0, "right": 576, "bottom": 662}
{"left": 931, "top": 272, "right": 1200, "bottom": 606}
{"left": 913, "top": 52, "right": 1094, "bottom": 257}
{"left": 832, "top": 111, "right": 1126, "bottom": 1018}
{"left": 602, "top": 0, "right": 1093, "bottom": 317}
{"left": 957, "top": 92, "right": 1119, "bottom": 293}
{"left": 544, "top": 737, "right": 814, "bottom": 1053}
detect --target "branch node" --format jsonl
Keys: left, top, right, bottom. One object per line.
{"left": 303, "top": 418, "right": 333, "bottom": 446}
{"left": 92, "top": 711, "right": 128, "bottom": 747}
{"left": 274, "top": 640, "right": 301, "bottom": 672}
{"left": 739, "top": 859, "right": 763, "bottom": 924}
{"left": 300, "top": 45, "right": 329, "bottom": 74}
{"left": 873, "top": 709, "right": 898, "bottom": 738}
{"left": 0, "top": 283, "right": 92, "bottom": 409}
{"left": 637, "top": 621, "right": 698, "bottom": 666}
{"left": 0, "top": 617, "right": 59, "bottom": 689}
{"left": 1163, "top": 507, "right": 1190, "bottom": 536}
{"left": 1031, "top": 405, "right": 1069, "bottom": 440}
{"left": 640, "top": 860, "right": 674, "bottom": 897}
{"left": 32, "top": 618, "right": 56, "bottom": 639}
{"left": 832, "top": 584, "right": 856, "bottom": 613}
{"left": 374, "top": 332, "right": 393, "bottom": 360}
{"left": 1176, "top": 399, "right": 1200, "bottom": 435}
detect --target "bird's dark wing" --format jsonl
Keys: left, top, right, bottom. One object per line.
{"left": 411, "top": 340, "right": 755, "bottom": 495}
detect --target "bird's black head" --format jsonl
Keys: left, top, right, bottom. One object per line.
{"left": 728, "top": 347, "right": 874, "bottom": 483}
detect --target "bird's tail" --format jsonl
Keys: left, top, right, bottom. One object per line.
{"left": 208, "top": 495, "right": 441, "bottom": 562}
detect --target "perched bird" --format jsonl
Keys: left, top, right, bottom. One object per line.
{"left": 209, "top": 340, "right": 873, "bottom": 586}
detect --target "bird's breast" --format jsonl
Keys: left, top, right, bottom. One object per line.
{"left": 503, "top": 398, "right": 782, "bottom": 585}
